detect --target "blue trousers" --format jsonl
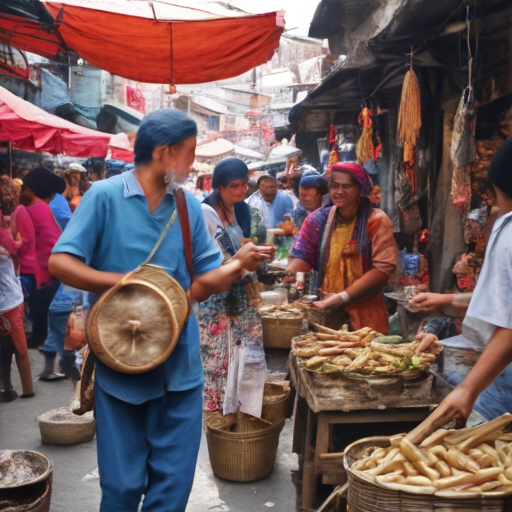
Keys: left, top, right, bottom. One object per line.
{"left": 42, "top": 309, "right": 70, "bottom": 357}
{"left": 95, "top": 384, "right": 203, "bottom": 512}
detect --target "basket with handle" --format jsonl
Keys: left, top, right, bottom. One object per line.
{"left": 86, "top": 265, "right": 188, "bottom": 374}
{"left": 206, "top": 411, "right": 285, "bottom": 482}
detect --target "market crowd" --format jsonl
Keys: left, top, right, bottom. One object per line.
{"left": 1, "top": 108, "right": 511, "bottom": 512}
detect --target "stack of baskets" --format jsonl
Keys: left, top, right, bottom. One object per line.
{"left": 0, "top": 450, "right": 53, "bottom": 512}
{"left": 37, "top": 408, "right": 95, "bottom": 445}
{"left": 206, "top": 382, "right": 290, "bottom": 482}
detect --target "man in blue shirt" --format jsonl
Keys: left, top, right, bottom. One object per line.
{"left": 49, "top": 192, "right": 72, "bottom": 230}
{"left": 49, "top": 109, "right": 273, "bottom": 512}
{"left": 247, "top": 174, "right": 294, "bottom": 228}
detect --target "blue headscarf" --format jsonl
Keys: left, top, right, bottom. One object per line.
{"left": 203, "top": 158, "right": 251, "bottom": 238}
{"left": 134, "top": 109, "right": 198, "bottom": 166}
{"left": 300, "top": 171, "right": 328, "bottom": 189}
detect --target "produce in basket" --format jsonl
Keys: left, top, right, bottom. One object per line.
{"left": 292, "top": 324, "right": 441, "bottom": 377}
{"left": 349, "top": 414, "right": 512, "bottom": 496}
{"left": 258, "top": 305, "right": 304, "bottom": 320}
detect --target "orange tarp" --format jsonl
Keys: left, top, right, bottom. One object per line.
{"left": 0, "top": 13, "right": 66, "bottom": 61}
{"left": 43, "top": 1, "right": 284, "bottom": 85}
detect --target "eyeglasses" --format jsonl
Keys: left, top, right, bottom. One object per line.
{"left": 329, "top": 183, "right": 357, "bottom": 192}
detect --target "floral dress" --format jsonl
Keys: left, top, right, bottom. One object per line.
{"left": 198, "top": 205, "right": 267, "bottom": 415}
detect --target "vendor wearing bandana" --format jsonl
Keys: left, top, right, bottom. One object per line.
{"left": 288, "top": 162, "right": 398, "bottom": 334}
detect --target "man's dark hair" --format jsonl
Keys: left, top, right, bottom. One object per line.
{"left": 86, "top": 157, "right": 105, "bottom": 178}
{"left": 291, "top": 172, "right": 302, "bottom": 197}
{"left": 488, "top": 137, "right": 512, "bottom": 199}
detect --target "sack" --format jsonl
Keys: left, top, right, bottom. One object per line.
{"left": 64, "top": 307, "right": 87, "bottom": 351}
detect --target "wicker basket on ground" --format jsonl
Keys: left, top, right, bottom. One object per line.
{"left": 344, "top": 436, "right": 512, "bottom": 512}
{"left": 0, "top": 450, "right": 53, "bottom": 512}
{"left": 261, "top": 382, "right": 290, "bottom": 424}
{"left": 37, "top": 408, "right": 95, "bottom": 445}
{"left": 261, "top": 315, "right": 303, "bottom": 349}
{"left": 206, "top": 412, "right": 285, "bottom": 482}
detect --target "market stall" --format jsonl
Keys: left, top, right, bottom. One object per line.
{"left": 286, "top": 324, "right": 443, "bottom": 510}
{"left": 0, "top": 85, "right": 113, "bottom": 157}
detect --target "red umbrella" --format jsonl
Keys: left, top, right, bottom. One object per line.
{"left": 42, "top": 0, "right": 285, "bottom": 85}
{"left": 0, "top": 85, "right": 112, "bottom": 157}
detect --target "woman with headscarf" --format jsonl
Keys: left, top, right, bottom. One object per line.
{"left": 19, "top": 167, "right": 65, "bottom": 357}
{"left": 199, "top": 158, "right": 267, "bottom": 416}
{"left": 288, "top": 162, "right": 398, "bottom": 334}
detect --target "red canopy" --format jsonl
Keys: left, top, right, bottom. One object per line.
{"left": 108, "top": 133, "right": 134, "bottom": 163}
{"left": 0, "top": 13, "right": 66, "bottom": 61}
{"left": 0, "top": 85, "right": 112, "bottom": 157}
{"left": 42, "top": 1, "right": 284, "bottom": 84}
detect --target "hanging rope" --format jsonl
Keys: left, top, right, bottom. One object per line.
{"left": 356, "top": 107, "right": 374, "bottom": 165}
{"left": 397, "top": 51, "right": 421, "bottom": 149}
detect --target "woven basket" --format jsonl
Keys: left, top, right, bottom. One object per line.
{"left": 261, "top": 383, "right": 291, "bottom": 424}
{"left": 0, "top": 451, "right": 52, "bottom": 490}
{"left": 344, "top": 436, "right": 512, "bottom": 512}
{"left": 37, "top": 408, "right": 95, "bottom": 445}
{"left": 206, "top": 412, "right": 285, "bottom": 482}
{"left": 0, "top": 477, "right": 52, "bottom": 512}
{"left": 87, "top": 264, "right": 188, "bottom": 374}
{"left": 261, "top": 315, "right": 303, "bottom": 349}
{"left": 0, "top": 450, "right": 53, "bottom": 512}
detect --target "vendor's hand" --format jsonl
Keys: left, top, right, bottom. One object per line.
{"left": 415, "top": 332, "right": 441, "bottom": 354}
{"left": 14, "top": 232, "right": 22, "bottom": 249}
{"left": 428, "top": 386, "right": 476, "bottom": 429}
{"left": 312, "top": 293, "right": 343, "bottom": 310}
{"left": 232, "top": 242, "right": 274, "bottom": 272}
{"left": 409, "top": 293, "right": 453, "bottom": 312}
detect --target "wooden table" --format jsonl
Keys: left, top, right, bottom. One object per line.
{"left": 288, "top": 353, "right": 442, "bottom": 512}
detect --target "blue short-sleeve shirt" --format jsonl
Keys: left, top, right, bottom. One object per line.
{"left": 52, "top": 171, "right": 222, "bottom": 404}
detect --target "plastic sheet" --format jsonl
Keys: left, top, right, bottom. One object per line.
{"left": 223, "top": 346, "right": 267, "bottom": 418}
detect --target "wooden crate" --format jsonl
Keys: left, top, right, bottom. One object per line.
{"left": 288, "top": 352, "right": 436, "bottom": 413}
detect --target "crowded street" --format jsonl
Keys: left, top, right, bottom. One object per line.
{"left": 1, "top": 1, "right": 512, "bottom": 512}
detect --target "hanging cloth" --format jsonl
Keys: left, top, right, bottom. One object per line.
{"left": 451, "top": 86, "right": 476, "bottom": 210}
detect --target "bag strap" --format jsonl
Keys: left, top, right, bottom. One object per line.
{"left": 175, "top": 188, "right": 194, "bottom": 282}
{"left": 142, "top": 209, "right": 177, "bottom": 266}
{"left": 142, "top": 188, "right": 194, "bottom": 281}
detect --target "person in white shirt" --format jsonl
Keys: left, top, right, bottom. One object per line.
{"left": 427, "top": 137, "right": 512, "bottom": 428}
{"left": 247, "top": 174, "right": 294, "bottom": 228}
